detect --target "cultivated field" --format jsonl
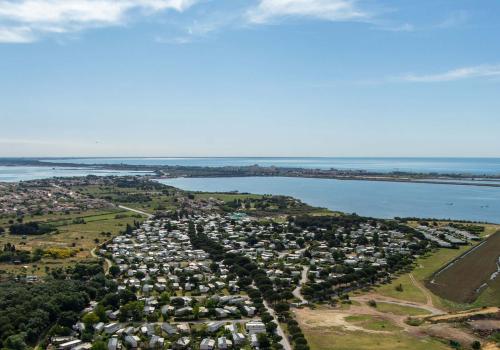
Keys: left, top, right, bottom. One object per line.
{"left": 375, "top": 222, "right": 500, "bottom": 310}
{"left": 427, "top": 231, "right": 500, "bottom": 303}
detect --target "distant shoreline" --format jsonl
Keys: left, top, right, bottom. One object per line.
{"left": 1, "top": 158, "right": 500, "bottom": 188}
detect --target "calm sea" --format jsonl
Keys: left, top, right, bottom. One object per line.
{"left": 41, "top": 157, "right": 500, "bottom": 175}
{"left": 158, "top": 177, "right": 500, "bottom": 223}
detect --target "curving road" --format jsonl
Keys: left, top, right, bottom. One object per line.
{"left": 292, "top": 266, "right": 309, "bottom": 303}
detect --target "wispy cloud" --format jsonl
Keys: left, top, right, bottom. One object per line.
{"left": 0, "top": 26, "right": 35, "bottom": 43}
{"left": 0, "top": 0, "right": 198, "bottom": 43}
{"left": 377, "top": 22, "right": 414, "bottom": 32}
{"left": 396, "top": 64, "right": 500, "bottom": 83}
{"left": 246, "top": 0, "right": 369, "bottom": 24}
{"left": 436, "top": 10, "right": 468, "bottom": 29}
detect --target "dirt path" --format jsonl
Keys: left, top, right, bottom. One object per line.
{"left": 90, "top": 247, "right": 112, "bottom": 275}
{"left": 427, "top": 307, "right": 500, "bottom": 323}
{"left": 294, "top": 307, "right": 392, "bottom": 334}
{"left": 296, "top": 302, "right": 482, "bottom": 347}
{"left": 352, "top": 293, "right": 443, "bottom": 316}
{"left": 409, "top": 273, "right": 435, "bottom": 308}
{"left": 118, "top": 205, "right": 153, "bottom": 218}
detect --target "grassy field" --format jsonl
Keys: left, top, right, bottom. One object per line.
{"left": 374, "top": 302, "right": 431, "bottom": 316}
{"left": 0, "top": 208, "right": 143, "bottom": 276}
{"left": 304, "top": 329, "right": 450, "bottom": 350}
{"left": 376, "top": 273, "right": 428, "bottom": 304}
{"left": 345, "top": 315, "right": 402, "bottom": 332}
{"left": 427, "top": 231, "right": 500, "bottom": 303}
{"left": 474, "top": 274, "right": 500, "bottom": 306}
{"left": 376, "top": 246, "right": 473, "bottom": 305}
{"left": 76, "top": 184, "right": 180, "bottom": 214}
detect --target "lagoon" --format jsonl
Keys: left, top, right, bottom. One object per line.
{"left": 0, "top": 166, "right": 152, "bottom": 182}
{"left": 158, "top": 176, "right": 500, "bottom": 223}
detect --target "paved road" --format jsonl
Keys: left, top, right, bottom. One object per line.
{"left": 118, "top": 205, "right": 153, "bottom": 218}
{"left": 292, "top": 265, "right": 309, "bottom": 303}
{"left": 263, "top": 300, "right": 292, "bottom": 350}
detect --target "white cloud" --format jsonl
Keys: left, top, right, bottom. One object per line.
{"left": 378, "top": 22, "right": 414, "bottom": 32}
{"left": 0, "top": 0, "right": 197, "bottom": 42}
{"left": 397, "top": 64, "right": 500, "bottom": 83}
{"left": 246, "top": 0, "right": 368, "bottom": 24}
{"left": 0, "top": 26, "right": 35, "bottom": 43}
{"left": 436, "top": 10, "right": 468, "bottom": 29}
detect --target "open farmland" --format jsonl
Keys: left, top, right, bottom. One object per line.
{"left": 427, "top": 230, "right": 500, "bottom": 303}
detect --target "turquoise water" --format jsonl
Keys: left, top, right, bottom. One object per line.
{"left": 0, "top": 166, "right": 152, "bottom": 182}
{"left": 42, "top": 157, "right": 500, "bottom": 175}
{"left": 158, "top": 177, "right": 500, "bottom": 223}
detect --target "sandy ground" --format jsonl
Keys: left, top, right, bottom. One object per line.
{"left": 294, "top": 292, "right": 499, "bottom": 349}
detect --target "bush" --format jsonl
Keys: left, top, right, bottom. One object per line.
{"left": 405, "top": 317, "right": 424, "bottom": 326}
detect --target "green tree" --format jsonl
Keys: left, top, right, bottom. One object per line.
{"left": 91, "top": 340, "right": 107, "bottom": 350}
{"left": 5, "top": 333, "right": 27, "bottom": 350}
{"left": 120, "top": 301, "right": 144, "bottom": 322}
{"left": 82, "top": 312, "right": 99, "bottom": 327}
{"left": 109, "top": 265, "right": 120, "bottom": 277}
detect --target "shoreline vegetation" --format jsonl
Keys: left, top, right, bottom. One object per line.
{"left": 2, "top": 158, "right": 500, "bottom": 188}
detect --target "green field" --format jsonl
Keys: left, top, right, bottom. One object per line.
{"left": 304, "top": 328, "right": 450, "bottom": 350}
{"left": 76, "top": 184, "right": 180, "bottom": 214}
{"left": 374, "top": 302, "right": 431, "bottom": 316}
{"left": 345, "top": 315, "right": 402, "bottom": 332}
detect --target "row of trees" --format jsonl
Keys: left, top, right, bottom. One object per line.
{"left": 9, "top": 222, "right": 56, "bottom": 236}
{"left": 188, "top": 221, "right": 308, "bottom": 350}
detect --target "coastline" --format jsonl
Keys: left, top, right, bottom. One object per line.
{"left": 2, "top": 158, "right": 500, "bottom": 188}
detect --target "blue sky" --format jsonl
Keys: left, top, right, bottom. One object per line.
{"left": 1, "top": 0, "right": 499, "bottom": 157}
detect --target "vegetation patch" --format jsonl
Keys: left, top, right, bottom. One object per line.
{"left": 345, "top": 315, "right": 402, "bottom": 332}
